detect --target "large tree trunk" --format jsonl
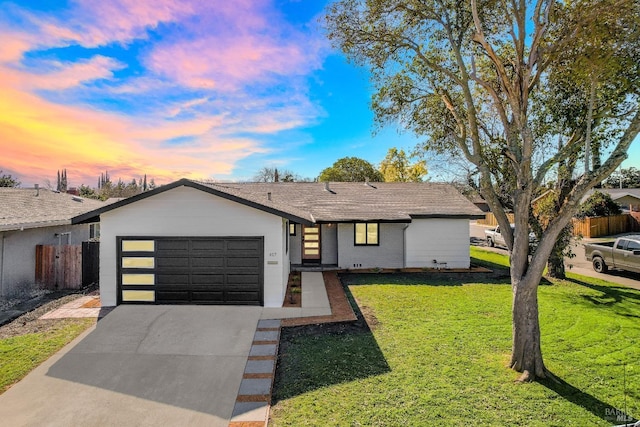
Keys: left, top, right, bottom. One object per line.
{"left": 510, "top": 275, "right": 547, "bottom": 381}
{"left": 546, "top": 244, "right": 566, "bottom": 279}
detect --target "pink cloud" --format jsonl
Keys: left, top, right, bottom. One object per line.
{"left": 147, "top": 33, "right": 322, "bottom": 91}
{"left": 0, "top": 1, "right": 329, "bottom": 186}
{"left": 0, "top": 81, "right": 266, "bottom": 186}
{"left": 0, "top": 32, "right": 35, "bottom": 62}
{"left": 34, "top": 0, "right": 196, "bottom": 48}
{"left": 10, "top": 56, "right": 124, "bottom": 90}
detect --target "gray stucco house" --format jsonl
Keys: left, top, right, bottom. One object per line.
{"left": 72, "top": 179, "right": 483, "bottom": 308}
{"left": 0, "top": 187, "right": 105, "bottom": 297}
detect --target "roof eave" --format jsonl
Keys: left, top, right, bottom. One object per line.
{"left": 0, "top": 219, "right": 71, "bottom": 232}
{"left": 410, "top": 214, "right": 486, "bottom": 220}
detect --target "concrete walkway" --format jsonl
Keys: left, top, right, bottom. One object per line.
{"left": 260, "top": 271, "right": 332, "bottom": 320}
{"left": 1, "top": 272, "right": 334, "bottom": 427}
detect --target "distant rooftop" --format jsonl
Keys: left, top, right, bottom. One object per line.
{"left": 0, "top": 187, "right": 106, "bottom": 231}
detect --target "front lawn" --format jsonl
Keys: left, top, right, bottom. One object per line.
{"left": 270, "top": 250, "right": 640, "bottom": 426}
{"left": 0, "top": 318, "right": 94, "bottom": 393}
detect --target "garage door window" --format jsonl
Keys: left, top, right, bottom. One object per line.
{"left": 122, "top": 274, "right": 155, "bottom": 285}
{"left": 122, "top": 240, "right": 155, "bottom": 252}
{"left": 122, "top": 257, "right": 155, "bottom": 268}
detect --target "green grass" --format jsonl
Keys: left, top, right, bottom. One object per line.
{"left": 271, "top": 249, "right": 640, "bottom": 426}
{"left": 470, "top": 245, "right": 512, "bottom": 269}
{"left": 0, "top": 319, "right": 94, "bottom": 394}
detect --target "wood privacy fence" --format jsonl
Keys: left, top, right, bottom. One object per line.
{"left": 476, "top": 213, "right": 515, "bottom": 226}
{"left": 479, "top": 212, "right": 639, "bottom": 238}
{"left": 35, "top": 245, "right": 82, "bottom": 289}
{"left": 572, "top": 214, "right": 635, "bottom": 238}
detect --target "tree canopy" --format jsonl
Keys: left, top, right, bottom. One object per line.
{"left": 319, "top": 157, "right": 384, "bottom": 182}
{"left": 326, "top": 0, "right": 640, "bottom": 381}
{"left": 252, "top": 167, "right": 310, "bottom": 182}
{"left": 0, "top": 171, "right": 20, "bottom": 187}
{"left": 576, "top": 191, "right": 622, "bottom": 218}
{"left": 603, "top": 167, "right": 640, "bottom": 189}
{"left": 379, "top": 148, "right": 427, "bottom": 182}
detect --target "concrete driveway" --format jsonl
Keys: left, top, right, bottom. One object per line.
{"left": 0, "top": 305, "right": 262, "bottom": 427}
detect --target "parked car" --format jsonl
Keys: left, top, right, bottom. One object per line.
{"left": 584, "top": 235, "right": 640, "bottom": 274}
{"left": 485, "top": 224, "right": 537, "bottom": 250}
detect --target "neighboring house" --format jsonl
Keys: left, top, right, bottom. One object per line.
{"left": 471, "top": 196, "right": 491, "bottom": 213}
{"left": 581, "top": 188, "right": 640, "bottom": 212}
{"left": 0, "top": 187, "right": 105, "bottom": 297}
{"left": 72, "top": 179, "right": 483, "bottom": 308}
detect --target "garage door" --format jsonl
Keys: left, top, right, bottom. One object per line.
{"left": 117, "top": 237, "right": 263, "bottom": 305}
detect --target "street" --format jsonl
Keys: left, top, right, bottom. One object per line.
{"left": 470, "top": 222, "right": 640, "bottom": 291}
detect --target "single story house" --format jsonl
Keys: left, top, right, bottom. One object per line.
{"left": 0, "top": 187, "right": 105, "bottom": 297}
{"left": 72, "top": 179, "right": 483, "bottom": 308}
{"left": 581, "top": 188, "right": 640, "bottom": 212}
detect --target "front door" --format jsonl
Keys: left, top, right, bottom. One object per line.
{"left": 302, "top": 225, "right": 321, "bottom": 263}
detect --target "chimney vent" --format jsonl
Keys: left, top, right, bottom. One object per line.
{"left": 267, "top": 192, "right": 272, "bottom": 201}
{"left": 324, "top": 182, "right": 330, "bottom": 191}
{"left": 34, "top": 184, "right": 39, "bottom": 196}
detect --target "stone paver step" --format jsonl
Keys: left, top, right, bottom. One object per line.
{"left": 229, "top": 319, "right": 281, "bottom": 427}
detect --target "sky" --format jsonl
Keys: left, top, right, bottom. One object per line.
{"left": 0, "top": 1, "right": 638, "bottom": 188}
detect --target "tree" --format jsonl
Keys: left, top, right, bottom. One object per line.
{"left": 0, "top": 171, "right": 20, "bottom": 187}
{"left": 326, "top": 0, "right": 640, "bottom": 380}
{"left": 56, "top": 169, "right": 68, "bottom": 192}
{"left": 379, "top": 148, "right": 427, "bottom": 182}
{"left": 576, "top": 191, "right": 622, "bottom": 218}
{"left": 603, "top": 167, "right": 640, "bottom": 189}
{"left": 252, "top": 167, "right": 306, "bottom": 182}
{"left": 78, "top": 184, "right": 100, "bottom": 200}
{"left": 319, "top": 157, "right": 384, "bottom": 182}
{"left": 98, "top": 171, "right": 111, "bottom": 189}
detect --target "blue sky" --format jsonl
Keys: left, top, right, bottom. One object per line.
{"left": 0, "top": 0, "right": 637, "bottom": 186}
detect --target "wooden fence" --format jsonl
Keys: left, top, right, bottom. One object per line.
{"left": 35, "top": 245, "right": 82, "bottom": 289}
{"left": 571, "top": 214, "right": 632, "bottom": 238}
{"left": 479, "top": 212, "right": 637, "bottom": 238}
{"left": 476, "top": 213, "right": 515, "bottom": 226}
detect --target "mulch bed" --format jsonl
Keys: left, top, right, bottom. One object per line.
{"left": 282, "top": 272, "right": 302, "bottom": 308}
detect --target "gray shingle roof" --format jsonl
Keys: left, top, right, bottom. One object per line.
{"left": 0, "top": 188, "right": 106, "bottom": 231}
{"left": 71, "top": 179, "right": 484, "bottom": 225}
{"left": 200, "top": 181, "right": 483, "bottom": 222}
{"left": 580, "top": 188, "right": 640, "bottom": 204}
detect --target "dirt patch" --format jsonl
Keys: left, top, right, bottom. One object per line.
{"left": 0, "top": 294, "right": 93, "bottom": 339}
{"left": 81, "top": 298, "right": 102, "bottom": 308}
{"left": 358, "top": 304, "right": 379, "bottom": 330}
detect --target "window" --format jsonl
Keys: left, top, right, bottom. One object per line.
{"left": 289, "top": 222, "right": 297, "bottom": 236}
{"left": 627, "top": 240, "right": 640, "bottom": 252}
{"left": 89, "top": 223, "right": 100, "bottom": 240}
{"left": 122, "top": 240, "right": 155, "bottom": 252}
{"left": 354, "top": 222, "right": 379, "bottom": 246}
